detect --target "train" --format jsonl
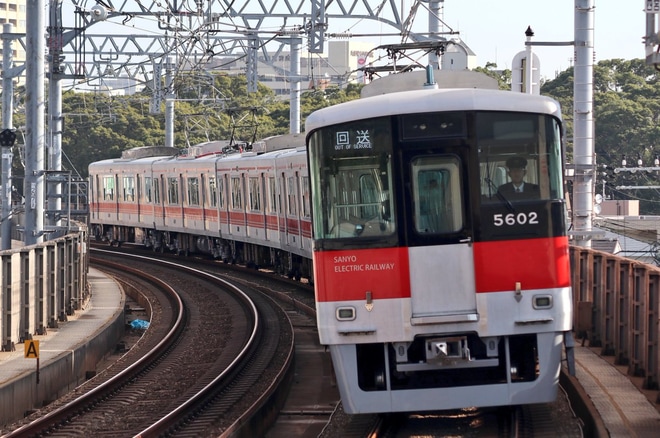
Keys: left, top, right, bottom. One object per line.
{"left": 89, "top": 136, "right": 313, "bottom": 281}
{"left": 89, "top": 76, "right": 574, "bottom": 414}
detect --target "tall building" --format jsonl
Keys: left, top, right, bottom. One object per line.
{"left": 0, "top": 0, "right": 27, "bottom": 86}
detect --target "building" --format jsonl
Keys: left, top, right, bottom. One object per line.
{"left": 207, "top": 39, "right": 476, "bottom": 98}
{"left": 0, "top": 0, "right": 26, "bottom": 87}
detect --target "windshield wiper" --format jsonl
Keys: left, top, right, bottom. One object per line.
{"left": 485, "top": 177, "right": 515, "bottom": 212}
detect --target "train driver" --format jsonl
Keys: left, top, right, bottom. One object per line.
{"left": 498, "top": 156, "right": 539, "bottom": 198}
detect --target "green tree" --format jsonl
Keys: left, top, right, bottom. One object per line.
{"left": 542, "top": 58, "right": 660, "bottom": 213}
{"left": 474, "top": 62, "right": 512, "bottom": 90}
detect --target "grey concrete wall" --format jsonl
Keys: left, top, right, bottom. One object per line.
{"left": 0, "top": 308, "right": 124, "bottom": 426}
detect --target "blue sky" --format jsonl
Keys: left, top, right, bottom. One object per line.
{"left": 440, "top": 1, "right": 645, "bottom": 79}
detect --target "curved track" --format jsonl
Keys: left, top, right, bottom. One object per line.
{"left": 2, "top": 250, "right": 294, "bottom": 437}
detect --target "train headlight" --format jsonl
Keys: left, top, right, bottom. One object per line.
{"left": 533, "top": 295, "right": 553, "bottom": 309}
{"left": 336, "top": 307, "right": 356, "bottom": 321}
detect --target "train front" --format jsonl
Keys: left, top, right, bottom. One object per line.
{"left": 305, "top": 88, "right": 573, "bottom": 414}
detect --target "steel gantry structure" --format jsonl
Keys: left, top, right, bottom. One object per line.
{"left": 1, "top": 0, "right": 456, "bottom": 246}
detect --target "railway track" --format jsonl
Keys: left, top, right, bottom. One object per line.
{"left": 1, "top": 250, "right": 294, "bottom": 437}
{"left": 112, "top": 245, "right": 342, "bottom": 437}
{"left": 2, "top": 244, "right": 589, "bottom": 437}
{"left": 364, "top": 401, "right": 583, "bottom": 437}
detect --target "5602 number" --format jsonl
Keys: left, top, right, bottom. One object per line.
{"left": 493, "top": 212, "right": 539, "bottom": 226}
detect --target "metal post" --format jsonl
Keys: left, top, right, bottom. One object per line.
{"left": 525, "top": 30, "right": 534, "bottom": 94}
{"left": 47, "top": 78, "right": 62, "bottom": 231}
{"left": 1, "top": 23, "right": 14, "bottom": 250}
{"left": 164, "top": 58, "right": 174, "bottom": 148}
{"left": 48, "top": 102, "right": 62, "bottom": 231}
{"left": 428, "top": 0, "right": 443, "bottom": 69}
{"left": 289, "top": 37, "right": 301, "bottom": 135}
{"left": 48, "top": 0, "right": 63, "bottom": 232}
{"left": 24, "top": 0, "right": 45, "bottom": 245}
{"left": 573, "top": 0, "right": 595, "bottom": 247}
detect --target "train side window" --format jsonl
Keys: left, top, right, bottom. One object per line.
{"left": 153, "top": 178, "right": 161, "bottom": 204}
{"left": 231, "top": 176, "right": 242, "bottom": 209}
{"left": 217, "top": 176, "right": 225, "bottom": 208}
{"left": 103, "top": 176, "right": 114, "bottom": 201}
{"left": 249, "top": 176, "right": 261, "bottom": 211}
{"left": 301, "top": 175, "right": 310, "bottom": 218}
{"left": 145, "top": 177, "right": 153, "bottom": 203}
{"left": 268, "top": 177, "right": 277, "bottom": 213}
{"left": 187, "top": 177, "right": 200, "bottom": 206}
{"left": 287, "top": 176, "right": 298, "bottom": 216}
{"left": 208, "top": 176, "right": 217, "bottom": 207}
{"left": 167, "top": 177, "right": 179, "bottom": 204}
{"left": 122, "top": 176, "right": 135, "bottom": 202}
{"left": 412, "top": 156, "right": 463, "bottom": 234}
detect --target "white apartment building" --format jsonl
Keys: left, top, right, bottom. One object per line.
{"left": 0, "top": 0, "right": 26, "bottom": 86}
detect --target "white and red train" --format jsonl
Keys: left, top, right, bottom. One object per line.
{"left": 89, "top": 136, "right": 313, "bottom": 280}
{"left": 89, "top": 85, "right": 574, "bottom": 414}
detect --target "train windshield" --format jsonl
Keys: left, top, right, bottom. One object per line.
{"left": 477, "top": 112, "right": 563, "bottom": 202}
{"left": 413, "top": 156, "right": 464, "bottom": 234}
{"left": 307, "top": 117, "right": 396, "bottom": 241}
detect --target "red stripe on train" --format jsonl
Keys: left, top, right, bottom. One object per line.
{"left": 473, "top": 236, "right": 570, "bottom": 293}
{"left": 314, "top": 247, "right": 411, "bottom": 302}
{"left": 314, "top": 237, "right": 570, "bottom": 302}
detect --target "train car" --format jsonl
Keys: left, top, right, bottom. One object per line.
{"left": 88, "top": 136, "right": 313, "bottom": 279}
{"left": 305, "top": 86, "right": 573, "bottom": 413}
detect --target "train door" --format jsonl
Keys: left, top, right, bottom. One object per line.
{"left": 404, "top": 151, "right": 477, "bottom": 319}
{"left": 155, "top": 174, "right": 165, "bottom": 227}
{"left": 220, "top": 172, "right": 230, "bottom": 234}
{"left": 112, "top": 174, "right": 119, "bottom": 220}
{"left": 279, "top": 172, "right": 287, "bottom": 243}
{"left": 179, "top": 173, "right": 185, "bottom": 228}
{"left": 259, "top": 173, "right": 268, "bottom": 240}
{"left": 92, "top": 175, "right": 99, "bottom": 219}
{"left": 137, "top": 174, "right": 142, "bottom": 221}
{"left": 266, "top": 174, "right": 277, "bottom": 242}
{"left": 218, "top": 173, "right": 228, "bottom": 235}
{"left": 200, "top": 173, "right": 206, "bottom": 231}
{"left": 291, "top": 171, "right": 302, "bottom": 245}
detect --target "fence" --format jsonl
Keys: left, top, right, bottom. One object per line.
{"left": 0, "top": 227, "right": 88, "bottom": 352}
{"left": 571, "top": 245, "right": 660, "bottom": 394}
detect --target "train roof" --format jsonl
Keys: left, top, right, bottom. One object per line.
{"left": 89, "top": 133, "right": 306, "bottom": 171}
{"left": 304, "top": 88, "right": 562, "bottom": 133}
{"left": 89, "top": 146, "right": 305, "bottom": 173}
{"left": 121, "top": 146, "right": 179, "bottom": 159}
{"left": 89, "top": 154, "right": 176, "bottom": 169}
{"left": 360, "top": 70, "right": 498, "bottom": 98}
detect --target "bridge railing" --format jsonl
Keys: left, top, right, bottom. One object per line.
{"left": 0, "top": 225, "right": 89, "bottom": 353}
{"left": 571, "top": 246, "right": 660, "bottom": 393}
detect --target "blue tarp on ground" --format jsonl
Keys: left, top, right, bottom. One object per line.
{"left": 130, "top": 319, "right": 150, "bottom": 329}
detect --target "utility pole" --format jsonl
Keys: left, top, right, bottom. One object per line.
{"left": 1, "top": 23, "right": 17, "bottom": 251}
{"left": 572, "top": 0, "right": 595, "bottom": 248}
{"left": 47, "top": 0, "right": 63, "bottom": 233}
{"left": 24, "top": 0, "right": 45, "bottom": 246}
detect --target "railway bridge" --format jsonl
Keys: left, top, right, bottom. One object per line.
{"left": 570, "top": 243, "right": 660, "bottom": 398}
{"left": 0, "top": 231, "right": 659, "bottom": 422}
